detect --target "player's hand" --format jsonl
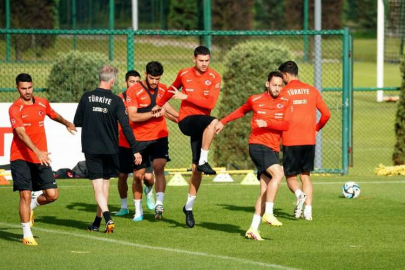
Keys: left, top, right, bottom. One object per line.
{"left": 134, "top": 153, "right": 142, "bottom": 165}
{"left": 255, "top": 119, "right": 268, "bottom": 128}
{"left": 35, "top": 150, "right": 52, "bottom": 166}
{"left": 168, "top": 86, "right": 188, "bottom": 100}
{"left": 214, "top": 121, "right": 224, "bottom": 134}
{"left": 66, "top": 122, "right": 77, "bottom": 135}
{"left": 151, "top": 105, "right": 162, "bottom": 113}
{"left": 154, "top": 107, "right": 166, "bottom": 118}
{"left": 315, "top": 131, "right": 318, "bottom": 136}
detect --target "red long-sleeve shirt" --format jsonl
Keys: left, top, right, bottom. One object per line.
{"left": 279, "top": 80, "right": 331, "bottom": 146}
{"left": 157, "top": 67, "right": 221, "bottom": 122}
{"left": 220, "top": 92, "right": 292, "bottom": 152}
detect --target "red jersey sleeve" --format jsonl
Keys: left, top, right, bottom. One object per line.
{"left": 45, "top": 99, "right": 57, "bottom": 119}
{"left": 315, "top": 92, "right": 331, "bottom": 131}
{"left": 9, "top": 106, "right": 24, "bottom": 129}
{"left": 125, "top": 87, "right": 139, "bottom": 108}
{"left": 220, "top": 97, "right": 252, "bottom": 125}
{"left": 157, "top": 70, "right": 183, "bottom": 106}
{"left": 186, "top": 74, "right": 221, "bottom": 110}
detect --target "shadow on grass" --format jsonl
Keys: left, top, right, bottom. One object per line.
{"left": 0, "top": 228, "right": 24, "bottom": 243}
{"left": 198, "top": 221, "right": 245, "bottom": 236}
{"left": 36, "top": 216, "right": 91, "bottom": 231}
{"left": 66, "top": 202, "right": 121, "bottom": 214}
{"left": 217, "top": 204, "right": 295, "bottom": 220}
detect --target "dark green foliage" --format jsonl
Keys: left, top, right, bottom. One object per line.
{"left": 168, "top": 0, "right": 198, "bottom": 30}
{"left": 343, "top": 0, "right": 377, "bottom": 37}
{"left": 214, "top": 41, "right": 293, "bottom": 169}
{"left": 212, "top": 0, "right": 254, "bottom": 30}
{"left": 254, "top": 0, "right": 285, "bottom": 30}
{"left": 3, "top": 0, "right": 59, "bottom": 60}
{"left": 47, "top": 51, "right": 112, "bottom": 102}
{"left": 392, "top": 57, "right": 405, "bottom": 165}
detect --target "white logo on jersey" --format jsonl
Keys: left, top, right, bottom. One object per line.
{"left": 186, "top": 79, "right": 192, "bottom": 82}
{"left": 11, "top": 119, "right": 16, "bottom": 125}
{"left": 293, "top": 99, "right": 307, "bottom": 105}
{"left": 38, "top": 111, "right": 44, "bottom": 116}
{"left": 180, "top": 71, "right": 189, "bottom": 76}
{"left": 209, "top": 73, "right": 216, "bottom": 78}
{"left": 103, "top": 108, "right": 108, "bottom": 113}
{"left": 257, "top": 111, "right": 266, "bottom": 114}
{"left": 277, "top": 103, "right": 284, "bottom": 109}
{"left": 205, "top": 80, "right": 212, "bottom": 86}
{"left": 258, "top": 104, "right": 264, "bottom": 107}
{"left": 22, "top": 115, "right": 28, "bottom": 118}
{"left": 38, "top": 102, "right": 46, "bottom": 108}
{"left": 141, "top": 97, "right": 147, "bottom": 100}
{"left": 204, "top": 90, "right": 209, "bottom": 96}
{"left": 185, "top": 88, "right": 194, "bottom": 92}
{"left": 215, "top": 83, "right": 221, "bottom": 89}
{"left": 252, "top": 96, "right": 262, "bottom": 102}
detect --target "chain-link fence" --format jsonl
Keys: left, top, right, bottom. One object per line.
{"left": 0, "top": 29, "right": 352, "bottom": 174}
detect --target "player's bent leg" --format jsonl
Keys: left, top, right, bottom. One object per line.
{"left": 261, "top": 171, "right": 283, "bottom": 227}
{"left": 38, "top": 188, "right": 59, "bottom": 205}
{"left": 197, "top": 119, "right": 219, "bottom": 175}
{"left": 143, "top": 172, "right": 156, "bottom": 211}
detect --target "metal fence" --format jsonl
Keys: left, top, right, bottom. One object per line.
{"left": 0, "top": 29, "right": 353, "bottom": 174}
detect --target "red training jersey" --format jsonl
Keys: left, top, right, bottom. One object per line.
{"left": 117, "top": 92, "right": 135, "bottom": 148}
{"left": 126, "top": 82, "right": 169, "bottom": 141}
{"left": 279, "top": 80, "right": 331, "bottom": 146}
{"left": 220, "top": 91, "right": 292, "bottom": 152}
{"left": 9, "top": 97, "right": 57, "bottom": 163}
{"left": 157, "top": 67, "right": 221, "bottom": 122}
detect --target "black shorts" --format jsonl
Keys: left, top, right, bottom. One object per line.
{"left": 178, "top": 115, "right": 216, "bottom": 164}
{"left": 134, "top": 137, "right": 170, "bottom": 171}
{"left": 11, "top": 159, "right": 57, "bottom": 192}
{"left": 249, "top": 144, "right": 280, "bottom": 180}
{"left": 85, "top": 153, "right": 119, "bottom": 180}
{"left": 282, "top": 145, "right": 315, "bottom": 176}
{"left": 118, "top": 147, "right": 134, "bottom": 174}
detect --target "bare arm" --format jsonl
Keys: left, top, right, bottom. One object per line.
{"left": 127, "top": 106, "right": 165, "bottom": 122}
{"left": 14, "top": 127, "right": 51, "bottom": 166}
{"left": 163, "top": 103, "right": 179, "bottom": 123}
{"left": 52, "top": 113, "right": 77, "bottom": 135}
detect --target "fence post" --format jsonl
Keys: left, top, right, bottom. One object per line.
{"left": 203, "top": 0, "right": 211, "bottom": 50}
{"left": 342, "top": 27, "right": 351, "bottom": 175}
{"left": 127, "top": 30, "right": 134, "bottom": 71}
{"left": 6, "top": 0, "right": 11, "bottom": 61}
{"left": 72, "top": 0, "right": 77, "bottom": 51}
{"left": 303, "top": 0, "right": 309, "bottom": 62}
{"left": 109, "top": 0, "right": 115, "bottom": 61}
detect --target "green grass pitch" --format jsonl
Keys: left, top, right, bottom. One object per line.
{"left": 1, "top": 175, "right": 405, "bottom": 269}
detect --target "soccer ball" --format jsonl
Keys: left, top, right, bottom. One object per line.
{"left": 342, "top": 181, "right": 360, "bottom": 199}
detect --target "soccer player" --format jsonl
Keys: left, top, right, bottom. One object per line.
{"left": 126, "top": 61, "right": 178, "bottom": 221}
{"left": 9, "top": 73, "right": 76, "bottom": 245}
{"left": 74, "top": 65, "right": 142, "bottom": 233}
{"left": 278, "top": 61, "right": 331, "bottom": 221}
{"left": 153, "top": 46, "right": 222, "bottom": 228}
{"left": 215, "top": 71, "right": 292, "bottom": 241}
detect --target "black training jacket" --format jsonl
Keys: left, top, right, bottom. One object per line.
{"left": 74, "top": 88, "right": 139, "bottom": 154}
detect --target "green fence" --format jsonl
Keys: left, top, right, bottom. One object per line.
{"left": 0, "top": 29, "right": 352, "bottom": 174}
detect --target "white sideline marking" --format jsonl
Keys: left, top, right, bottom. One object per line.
{"left": 0, "top": 222, "right": 298, "bottom": 270}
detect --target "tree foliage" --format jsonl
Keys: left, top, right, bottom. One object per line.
{"left": 47, "top": 51, "right": 112, "bottom": 102}
{"left": 392, "top": 57, "right": 405, "bottom": 165}
{"left": 1, "top": 0, "right": 59, "bottom": 60}
{"left": 212, "top": 0, "right": 254, "bottom": 30}
{"left": 214, "top": 41, "right": 293, "bottom": 169}
{"left": 167, "top": 0, "right": 198, "bottom": 30}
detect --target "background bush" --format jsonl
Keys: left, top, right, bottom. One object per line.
{"left": 392, "top": 57, "right": 405, "bottom": 165}
{"left": 214, "top": 41, "right": 293, "bottom": 169}
{"left": 47, "top": 51, "right": 115, "bottom": 102}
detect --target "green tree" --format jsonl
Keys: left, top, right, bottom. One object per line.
{"left": 2, "top": 0, "right": 59, "bottom": 60}
{"left": 212, "top": 0, "right": 254, "bottom": 30}
{"left": 393, "top": 57, "right": 405, "bottom": 165}
{"left": 168, "top": 0, "right": 198, "bottom": 30}
{"left": 214, "top": 41, "right": 293, "bottom": 169}
{"left": 254, "top": 0, "right": 285, "bottom": 30}
{"left": 47, "top": 51, "right": 112, "bottom": 102}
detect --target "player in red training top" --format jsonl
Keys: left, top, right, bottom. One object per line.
{"left": 9, "top": 73, "right": 76, "bottom": 245}
{"left": 278, "top": 61, "right": 331, "bottom": 221}
{"left": 126, "top": 61, "right": 178, "bottom": 221}
{"left": 215, "top": 71, "right": 292, "bottom": 241}
{"left": 153, "top": 46, "right": 222, "bottom": 228}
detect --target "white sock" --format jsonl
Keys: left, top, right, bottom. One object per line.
{"left": 251, "top": 214, "right": 261, "bottom": 230}
{"left": 304, "top": 205, "right": 312, "bottom": 216}
{"left": 185, "top": 194, "right": 196, "bottom": 211}
{"left": 30, "top": 196, "right": 40, "bottom": 210}
{"left": 120, "top": 198, "right": 128, "bottom": 209}
{"left": 134, "top": 199, "right": 143, "bottom": 217}
{"left": 198, "top": 149, "right": 209, "bottom": 165}
{"left": 265, "top": 202, "right": 274, "bottom": 214}
{"left": 22, "top": 222, "right": 33, "bottom": 238}
{"left": 156, "top": 192, "right": 164, "bottom": 206}
{"left": 295, "top": 189, "right": 303, "bottom": 199}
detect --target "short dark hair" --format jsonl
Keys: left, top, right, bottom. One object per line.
{"left": 267, "top": 71, "right": 284, "bottom": 82}
{"left": 16, "top": 73, "right": 32, "bottom": 85}
{"left": 194, "top": 46, "right": 210, "bottom": 57}
{"left": 278, "top": 61, "right": 298, "bottom": 76}
{"left": 125, "top": 70, "right": 141, "bottom": 81}
{"left": 146, "top": 61, "right": 164, "bottom": 76}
